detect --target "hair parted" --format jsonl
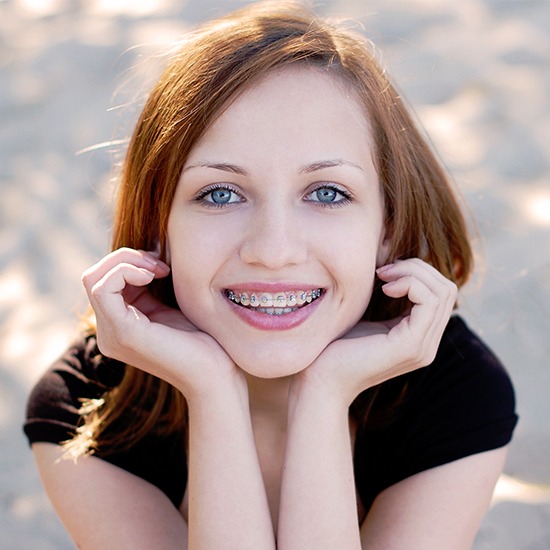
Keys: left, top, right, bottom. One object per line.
{"left": 66, "top": 0, "right": 473, "bottom": 457}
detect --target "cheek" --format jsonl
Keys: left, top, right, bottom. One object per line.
{"left": 167, "top": 228, "right": 207, "bottom": 310}
{"left": 167, "top": 223, "right": 234, "bottom": 327}
{"left": 169, "top": 261, "right": 198, "bottom": 319}
{"left": 337, "top": 235, "right": 382, "bottom": 314}
{"left": 169, "top": 215, "right": 241, "bottom": 260}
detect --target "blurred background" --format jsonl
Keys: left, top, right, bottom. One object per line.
{"left": 1, "top": 0, "right": 549, "bottom": 547}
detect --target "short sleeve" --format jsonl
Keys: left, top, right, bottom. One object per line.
{"left": 354, "top": 316, "right": 518, "bottom": 512}
{"left": 23, "top": 335, "right": 123, "bottom": 445}
{"left": 23, "top": 335, "right": 187, "bottom": 509}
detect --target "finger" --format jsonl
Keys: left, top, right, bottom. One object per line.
{"left": 382, "top": 276, "right": 440, "bottom": 340}
{"left": 377, "top": 259, "right": 457, "bottom": 311}
{"left": 81, "top": 247, "right": 169, "bottom": 290}
{"left": 123, "top": 284, "right": 170, "bottom": 317}
{"left": 88, "top": 263, "right": 156, "bottom": 320}
{"left": 386, "top": 273, "right": 453, "bottom": 329}
{"left": 377, "top": 258, "right": 446, "bottom": 288}
{"left": 381, "top": 275, "right": 438, "bottom": 305}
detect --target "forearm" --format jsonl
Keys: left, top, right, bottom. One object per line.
{"left": 278, "top": 380, "right": 361, "bottom": 550}
{"left": 186, "top": 387, "right": 275, "bottom": 550}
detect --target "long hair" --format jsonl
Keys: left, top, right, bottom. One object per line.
{"left": 66, "top": 0, "right": 473, "bottom": 456}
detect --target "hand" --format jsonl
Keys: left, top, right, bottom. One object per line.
{"left": 296, "top": 258, "right": 457, "bottom": 406}
{"left": 81, "top": 248, "right": 245, "bottom": 400}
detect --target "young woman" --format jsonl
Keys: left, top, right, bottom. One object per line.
{"left": 24, "top": 2, "right": 517, "bottom": 548}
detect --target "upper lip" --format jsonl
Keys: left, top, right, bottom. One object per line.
{"left": 224, "top": 282, "right": 324, "bottom": 293}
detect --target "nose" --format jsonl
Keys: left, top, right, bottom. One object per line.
{"left": 239, "top": 202, "right": 307, "bottom": 269}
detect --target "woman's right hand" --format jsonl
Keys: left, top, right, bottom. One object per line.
{"left": 81, "top": 247, "right": 245, "bottom": 400}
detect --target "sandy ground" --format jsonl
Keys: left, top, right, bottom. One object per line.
{"left": 1, "top": 0, "right": 549, "bottom": 547}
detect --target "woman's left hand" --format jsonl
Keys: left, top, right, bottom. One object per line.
{"left": 297, "top": 258, "right": 458, "bottom": 405}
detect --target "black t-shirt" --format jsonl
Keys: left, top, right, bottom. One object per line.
{"left": 24, "top": 315, "right": 518, "bottom": 514}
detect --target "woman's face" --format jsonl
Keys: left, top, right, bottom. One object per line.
{"left": 167, "top": 66, "right": 388, "bottom": 378}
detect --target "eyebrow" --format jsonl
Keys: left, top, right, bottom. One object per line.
{"left": 299, "top": 158, "right": 364, "bottom": 173}
{"left": 183, "top": 158, "right": 364, "bottom": 175}
{"left": 182, "top": 162, "right": 248, "bottom": 175}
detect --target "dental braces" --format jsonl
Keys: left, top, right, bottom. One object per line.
{"left": 227, "top": 288, "right": 322, "bottom": 308}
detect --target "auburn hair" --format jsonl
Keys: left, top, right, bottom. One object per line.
{"left": 66, "top": 0, "right": 473, "bottom": 456}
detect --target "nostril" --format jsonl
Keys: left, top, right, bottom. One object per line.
{"left": 239, "top": 215, "right": 307, "bottom": 268}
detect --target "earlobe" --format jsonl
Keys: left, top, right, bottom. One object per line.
{"left": 164, "top": 239, "right": 171, "bottom": 265}
{"left": 153, "top": 238, "right": 171, "bottom": 265}
{"left": 376, "top": 236, "right": 392, "bottom": 268}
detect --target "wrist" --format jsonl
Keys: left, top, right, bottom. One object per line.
{"left": 288, "top": 371, "right": 350, "bottom": 420}
{"left": 181, "top": 371, "right": 249, "bottom": 413}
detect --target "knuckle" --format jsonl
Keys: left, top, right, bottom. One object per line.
{"left": 424, "top": 347, "right": 438, "bottom": 365}
{"left": 414, "top": 347, "right": 436, "bottom": 367}
{"left": 81, "top": 268, "right": 94, "bottom": 287}
{"left": 90, "top": 279, "right": 105, "bottom": 300}
{"left": 449, "top": 281, "right": 458, "bottom": 299}
{"left": 115, "top": 247, "right": 140, "bottom": 262}
{"left": 440, "top": 280, "right": 458, "bottom": 307}
{"left": 425, "top": 293, "right": 439, "bottom": 308}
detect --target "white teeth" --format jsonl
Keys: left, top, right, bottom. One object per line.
{"left": 259, "top": 293, "right": 273, "bottom": 307}
{"left": 257, "top": 307, "right": 296, "bottom": 315}
{"left": 227, "top": 289, "right": 322, "bottom": 311}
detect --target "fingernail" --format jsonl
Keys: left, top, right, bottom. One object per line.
{"left": 142, "top": 255, "right": 158, "bottom": 267}
{"left": 156, "top": 259, "right": 171, "bottom": 271}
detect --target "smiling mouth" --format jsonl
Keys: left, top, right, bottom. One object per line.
{"left": 225, "top": 288, "right": 323, "bottom": 315}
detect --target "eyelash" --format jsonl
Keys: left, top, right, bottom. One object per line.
{"left": 193, "top": 184, "right": 244, "bottom": 208}
{"left": 306, "top": 183, "right": 353, "bottom": 208}
{"left": 193, "top": 183, "right": 353, "bottom": 208}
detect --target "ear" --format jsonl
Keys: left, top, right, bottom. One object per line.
{"left": 376, "top": 233, "right": 392, "bottom": 268}
{"left": 153, "top": 237, "right": 171, "bottom": 265}
{"left": 164, "top": 238, "right": 171, "bottom": 265}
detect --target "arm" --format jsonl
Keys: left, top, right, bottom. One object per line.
{"left": 34, "top": 394, "right": 274, "bottom": 550}
{"left": 74, "top": 248, "right": 275, "bottom": 548}
{"left": 278, "top": 259, "right": 472, "bottom": 548}
{"left": 32, "top": 443, "right": 188, "bottom": 549}
{"left": 360, "top": 447, "right": 508, "bottom": 549}
{"left": 277, "top": 381, "right": 360, "bottom": 549}
{"left": 279, "top": 396, "right": 507, "bottom": 550}
{"left": 186, "top": 384, "right": 275, "bottom": 549}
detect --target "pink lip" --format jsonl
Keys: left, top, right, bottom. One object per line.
{"left": 224, "top": 285, "right": 324, "bottom": 331}
{"left": 226, "top": 281, "right": 323, "bottom": 293}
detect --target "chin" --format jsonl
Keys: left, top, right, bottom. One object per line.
{"left": 224, "top": 341, "right": 325, "bottom": 379}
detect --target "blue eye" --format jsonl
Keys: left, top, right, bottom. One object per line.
{"left": 197, "top": 185, "right": 243, "bottom": 207}
{"left": 307, "top": 184, "right": 351, "bottom": 206}
{"left": 210, "top": 188, "right": 234, "bottom": 204}
{"left": 315, "top": 188, "right": 338, "bottom": 203}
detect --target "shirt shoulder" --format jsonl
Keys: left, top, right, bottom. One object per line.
{"left": 354, "top": 315, "right": 518, "bottom": 511}
{"left": 401, "top": 315, "right": 518, "bottom": 464}
{"left": 23, "top": 334, "right": 187, "bottom": 509}
{"left": 23, "top": 334, "right": 124, "bottom": 445}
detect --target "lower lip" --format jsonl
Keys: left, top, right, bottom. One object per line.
{"left": 226, "top": 294, "right": 323, "bottom": 331}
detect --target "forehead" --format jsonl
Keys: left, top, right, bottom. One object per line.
{"left": 228, "top": 64, "right": 366, "bottom": 123}
{"left": 188, "top": 65, "right": 373, "bottom": 162}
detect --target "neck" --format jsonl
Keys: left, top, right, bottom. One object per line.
{"left": 245, "top": 373, "right": 293, "bottom": 422}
